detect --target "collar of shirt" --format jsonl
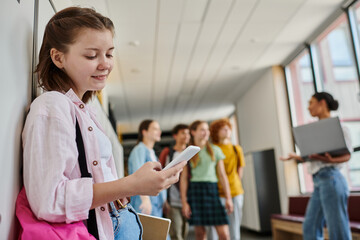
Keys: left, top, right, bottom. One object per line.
{"left": 64, "top": 89, "right": 97, "bottom": 118}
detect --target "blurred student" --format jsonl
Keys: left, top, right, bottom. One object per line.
{"left": 159, "top": 124, "right": 190, "bottom": 240}
{"left": 210, "top": 118, "right": 246, "bottom": 240}
{"left": 128, "top": 120, "right": 167, "bottom": 217}
{"left": 280, "top": 92, "right": 352, "bottom": 240}
{"left": 180, "top": 120, "right": 233, "bottom": 240}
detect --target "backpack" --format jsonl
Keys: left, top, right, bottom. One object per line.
{"left": 233, "top": 145, "right": 239, "bottom": 168}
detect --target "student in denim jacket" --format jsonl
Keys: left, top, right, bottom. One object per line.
{"left": 128, "top": 120, "right": 167, "bottom": 217}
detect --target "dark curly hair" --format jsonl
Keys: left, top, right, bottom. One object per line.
{"left": 172, "top": 124, "right": 189, "bottom": 135}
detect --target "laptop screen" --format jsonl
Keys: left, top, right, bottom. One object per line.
{"left": 292, "top": 117, "right": 349, "bottom": 158}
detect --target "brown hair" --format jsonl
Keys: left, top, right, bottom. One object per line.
{"left": 209, "top": 118, "right": 232, "bottom": 144}
{"left": 172, "top": 124, "right": 189, "bottom": 135}
{"left": 189, "top": 120, "right": 214, "bottom": 168}
{"left": 35, "top": 7, "right": 114, "bottom": 103}
{"left": 137, "top": 119, "right": 154, "bottom": 143}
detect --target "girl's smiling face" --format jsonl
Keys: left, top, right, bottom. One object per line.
{"left": 308, "top": 96, "right": 327, "bottom": 118}
{"left": 192, "top": 122, "right": 210, "bottom": 143}
{"left": 144, "top": 121, "right": 162, "bottom": 142}
{"left": 54, "top": 28, "right": 114, "bottom": 99}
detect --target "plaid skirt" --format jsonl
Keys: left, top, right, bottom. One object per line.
{"left": 188, "top": 182, "right": 229, "bottom": 226}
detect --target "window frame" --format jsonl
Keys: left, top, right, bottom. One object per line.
{"left": 283, "top": 0, "right": 360, "bottom": 193}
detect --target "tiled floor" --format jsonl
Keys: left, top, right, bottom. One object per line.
{"left": 186, "top": 227, "right": 272, "bottom": 240}
{"left": 240, "top": 229, "right": 272, "bottom": 240}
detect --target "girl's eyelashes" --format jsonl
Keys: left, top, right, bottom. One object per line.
{"left": 85, "top": 55, "right": 96, "bottom": 59}
{"left": 85, "top": 54, "right": 113, "bottom": 59}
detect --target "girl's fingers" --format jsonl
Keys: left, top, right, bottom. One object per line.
{"left": 149, "top": 161, "right": 162, "bottom": 171}
{"left": 163, "top": 172, "right": 181, "bottom": 189}
{"left": 162, "top": 161, "right": 187, "bottom": 176}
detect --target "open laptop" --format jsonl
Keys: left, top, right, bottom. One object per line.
{"left": 292, "top": 117, "right": 350, "bottom": 158}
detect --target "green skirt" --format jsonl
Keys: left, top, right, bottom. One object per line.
{"left": 188, "top": 182, "right": 229, "bottom": 226}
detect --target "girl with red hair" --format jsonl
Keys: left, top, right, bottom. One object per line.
{"left": 210, "top": 118, "right": 246, "bottom": 240}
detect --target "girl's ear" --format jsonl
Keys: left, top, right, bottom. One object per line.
{"left": 319, "top": 99, "right": 328, "bottom": 108}
{"left": 141, "top": 129, "right": 147, "bottom": 139}
{"left": 50, "top": 48, "right": 65, "bottom": 69}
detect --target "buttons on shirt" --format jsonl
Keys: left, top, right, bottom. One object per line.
{"left": 100, "top": 207, "right": 106, "bottom": 211}
{"left": 79, "top": 104, "right": 84, "bottom": 109}
{"left": 93, "top": 160, "right": 98, "bottom": 166}
{"left": 88, "top": 126, "right": 93, "bottom": 131}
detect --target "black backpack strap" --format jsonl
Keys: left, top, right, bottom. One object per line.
{"left": 76, "top": 120, "right": 91, "bottom": 178}
{"left": 186, "top": 160, "right": 192, "bottom": 181}
{"left": 233, "top": 145, "right": 239, "bottom": 168}
{"left": 75, "top": 119, "right": 99, "bottom": 240}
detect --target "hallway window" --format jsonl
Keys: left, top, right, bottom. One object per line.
{"left": 312, "top": 14, "right": 359, "bottom": 120}
{"left": 285, "top": 50, "right": 316, "bottom": 193}
{"left": 356, "top": 2, "right": 360, "bottom": 40}
{"left": 313, "top": 13, "right": 360, "bottom": 191}
{"left": 286, "top": 10, "right": 360, "bottom": 192}
{"left": 313, "top": 14, "right": 358, "bottom": 84}
{"left": 349, "top": 0, "right": 360, "bottom": 191}
{"left": 342, "top": 121, "right": 360, "bottom": 190}
{"left": 285, "top": 50, "right": 315, "bottom": 127}
{"left": 353, "top": 0, "right": 360, "bottom": 76}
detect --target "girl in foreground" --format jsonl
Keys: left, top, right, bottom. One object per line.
{"left": 22, "top": 7, "right": 185, "bottom": 240}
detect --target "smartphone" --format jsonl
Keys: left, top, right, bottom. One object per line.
{"left": 162, "top": 145, "right": 200, "bottom": 171}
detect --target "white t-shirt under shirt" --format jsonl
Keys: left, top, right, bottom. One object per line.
{"left": 89, "top": 114, "right": 116, "bottom": 182}
{"left": 307, "top": 125, "right": 353, "bottom": 175}
{"left": 149, "top": 148, "right": 157, "bottom": 162}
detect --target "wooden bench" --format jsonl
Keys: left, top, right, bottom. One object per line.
{"left": 271, "top": 194, "right": 360, "bottom": 240}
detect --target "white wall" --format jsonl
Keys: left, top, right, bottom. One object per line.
{"left": 236, "top": 67, "right": 296, "bottom": 223}
{"left": 0, "top": 0, "right": 34, "bottom": 238}
{"left": 0, "top": 2, "right": 122, "bottom": 237}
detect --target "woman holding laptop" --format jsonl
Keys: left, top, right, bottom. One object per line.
{"left": 280, "top": 92, "right": 352, "bottom": 240}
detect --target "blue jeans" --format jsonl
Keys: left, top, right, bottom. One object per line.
{"left": 109, "top": 202, "right": 143, "bottom": 240}
{"left": 303, "top": 167, "right": 351, "bottom": 240}
{"left": 131, "top": 191, "right": 166, "bottom": 217}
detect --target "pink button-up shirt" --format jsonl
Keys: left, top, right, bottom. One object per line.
{"left": 22, "top": 89, "right": 123, "bottom": 240}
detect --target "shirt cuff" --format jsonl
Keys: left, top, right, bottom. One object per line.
{"left": 65, "top": 178, "right": 93, "bottom": 223}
